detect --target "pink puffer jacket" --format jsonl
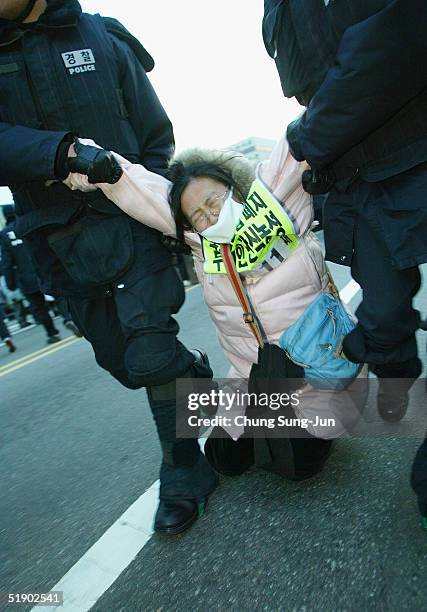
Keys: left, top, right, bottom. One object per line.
{"left": 97, "top": 136, "right": 367, "bottom": 438}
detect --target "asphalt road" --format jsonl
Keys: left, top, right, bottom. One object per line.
{"left": 1, "top": 256, "right": 427, "bottom": 612}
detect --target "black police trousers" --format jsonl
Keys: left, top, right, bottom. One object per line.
{"left": 327, "top": 181, "right": 422, "bottom": 381}
{"left": 26, "top": 291, "right": 58, "bottom": 338}
{"left": 68, "top": 262, "right": 216, "bottom": 500}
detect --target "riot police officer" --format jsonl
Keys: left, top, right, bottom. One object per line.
{"left": 0, "top": 0, "right": 217, "bottom": 535}
{"left": 0, "top": 203, "right": 62, "bottom": 344}
{"left": 262, "top": 0, "right": 427, "bottom": 526}
{"left": 263, "top": 0, "right": 427, "bottom": 420}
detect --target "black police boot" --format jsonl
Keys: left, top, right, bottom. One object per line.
{"left": 154, "top": 453, "right": 219, "bottom": 535}
{"left": 149, "top": 350, "right": 218, "bottom": 535}
{"left": 373, "top": 358, "right": 422, "bottom": 423}
{"left": 64, "top": 320, "right": 82, "bottom": 338}
{"left": 190, "top": 348, "right": 211, "bottom": 372}
{"left": 4, "top": 338, "right": 17, "bottom": 353}
{"left": 47, "top": 333, "right": 61, "bottom": 345}
{"left": 154, "top": 499, "right": 206, "bottom": 535}
{"left": 377, "top": 383, "right": 409, "bottom": 422}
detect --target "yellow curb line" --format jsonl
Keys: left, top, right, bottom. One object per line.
{"left": 1, "top": 283, "right": 200, "bottom": 378}
{"left": 0, "top": 335, "right": 77, "bottom": 372}
{"left": 0, "top": 337, "right": 81, "bottom": 378}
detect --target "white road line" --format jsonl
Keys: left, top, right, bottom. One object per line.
{"left": 32, "top": 279, "right": 360, "bottom": 612}
{"left": 33, "top": 481, "right": 160, "bottom": 612}
{"left": 339, "top": 279, "right": 361, "bottom": 304}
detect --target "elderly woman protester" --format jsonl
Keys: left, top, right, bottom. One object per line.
{"left": 65, "top": 134, "right": 367, "bottom": 481}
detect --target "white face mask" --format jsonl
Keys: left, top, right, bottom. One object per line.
{"left": 200, "top": 191, "right": 243, "bottom": 243}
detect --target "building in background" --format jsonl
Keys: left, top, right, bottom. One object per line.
{"left": 226, "top": 136, "right": 276, "bottom": 165}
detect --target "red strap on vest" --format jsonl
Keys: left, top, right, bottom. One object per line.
{"left": 221, "top": 244, "right": 265, "bottom": 348}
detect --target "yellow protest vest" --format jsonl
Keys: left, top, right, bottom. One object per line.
{"left": 202, "top": 178, "right": 300, "bottom": 274}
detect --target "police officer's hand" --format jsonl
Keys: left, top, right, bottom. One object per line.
{"left": 161, "top": 235, "right": 191, "bottom": 255}
{"left": 66, "top": 139, "right": 123, "bottom": 184}
{"left": 302, "top": 167, "right": 336, "bottom": 195}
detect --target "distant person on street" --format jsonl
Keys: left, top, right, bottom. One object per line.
{"left": 0, "top": 205, "right": 61, "bottom": 345}
{"left": 0, "top": 302, "right": 16, "bottom": 353}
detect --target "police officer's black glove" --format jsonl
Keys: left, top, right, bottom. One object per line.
{"left": 66, "top": 139, "right": 123, "bottom": 184}
{"left": 286, "top": 116, "right": 306, "bottom": 162}
{"left": 161, "top": 235, "right": 191, "bottom": 255}
{"left": 302, "top": 167, "right": 336, "bottom": 195}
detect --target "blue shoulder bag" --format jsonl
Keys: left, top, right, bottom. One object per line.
{"left": 279, "top": 288, "right": 361, "bottom": 391}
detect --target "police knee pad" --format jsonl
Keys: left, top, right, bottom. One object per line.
{"left": 125, "top": 335, "right": 177, "bottom": 387}
{"left": 107, "top": 365, "right": 143, "bottom": 390}
{"left": 93, "top": 352, "right": 143, "bottom": 390}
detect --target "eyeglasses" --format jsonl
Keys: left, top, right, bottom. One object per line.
{"left": 190, "top": 187, "right": 230, "bottom": 233}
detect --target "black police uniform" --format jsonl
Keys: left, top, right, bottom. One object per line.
{"left": 263, "top": 0, "right": 427, "bottom": 379}
{"left": 0, "top": 204, "right": 59, "bottom": 339}
{"left": 263, "top": 0, "right": 427, "bottom": 521}
{"left": 0, "top": 0, "right": 217, "bottom": 531}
